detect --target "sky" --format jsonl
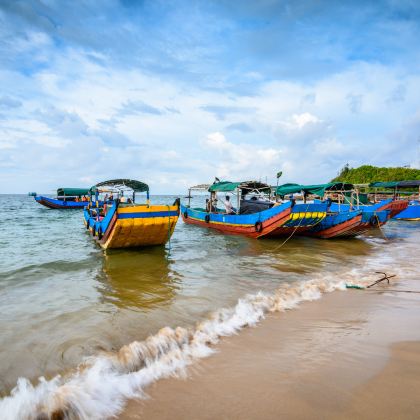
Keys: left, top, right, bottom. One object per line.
{"left": 0, "top": 0, "right": 420, "bottom": 194}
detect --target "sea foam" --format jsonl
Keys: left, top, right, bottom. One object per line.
{"left": 0, "top": 277, "right": 371, "bottom": 420}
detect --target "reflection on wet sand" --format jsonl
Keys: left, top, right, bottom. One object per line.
{"left": 97, "top": 247, "right": 182, "bottom": 311}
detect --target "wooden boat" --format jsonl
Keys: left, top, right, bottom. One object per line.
{"left": 276, "top": 182, "right": 392, "bottom": 239}
{"left": 394, "top": 201, "right": 420, "bottom": 221}
{"left": 370, "top": 180, "right": 419, "bottom": 221}
{"left": 181, "top": 181, "right": 327, "bottom": 238}
{"left": 35, "top": 188, "right": 90, "bottom": 209}
{"left": 84, "top": 179, "right": 179, "bottom": 249}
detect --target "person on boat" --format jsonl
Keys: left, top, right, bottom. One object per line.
{"left": 224, "top": 195, "right": 234, "bottom": 214}
{"left": 210, "top": 192, "right": 218, "bottom": 212}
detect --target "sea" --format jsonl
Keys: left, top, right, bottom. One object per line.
{"left": 0, "top": 194, "right": 419, "bottom": 419}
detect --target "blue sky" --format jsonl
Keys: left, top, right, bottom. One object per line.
{"left": 1, "top": 0, "right": 419, "bottom": 193}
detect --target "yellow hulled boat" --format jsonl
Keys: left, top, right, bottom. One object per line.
{"left": 84, "top": 179, "right": 180, "bottom": 249}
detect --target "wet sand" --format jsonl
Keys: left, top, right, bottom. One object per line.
{"left": 121, "top": 285, "right": 420, "bottom": 419}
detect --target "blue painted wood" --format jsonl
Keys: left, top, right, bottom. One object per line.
{"left": 35, "top": 196, "right": 88, "bottom": 209}
{"left": 309, "top": 209, "right": 362, "bottom": 233}
{"left": 393, "top": 201, "right": 420, "bottom": 220}
{"left": 181, "top": 201, "right": 292, "bottom": 225}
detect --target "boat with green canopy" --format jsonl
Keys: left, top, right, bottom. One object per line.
{"left": 181, "top": 179, "right": 327, "bottom": 238}
{"left": 369, "top": 180, "right": 420, "bottom": 220}
{"left": 34, "top": 188, "right": 91, "bottom": 209}
{"left": 275, "top": 182, "right": 367, "bottom": 238}
{"left": 84, "top": 179, "right": 180, "bottom": 249}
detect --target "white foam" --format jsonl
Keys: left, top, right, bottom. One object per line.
{"left": 0, "top": 277, "right": 375, "bottom": 420}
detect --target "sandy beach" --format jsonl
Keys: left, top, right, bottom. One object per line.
{"left": 121, "top": 284, "right": 420, "bottom": 420}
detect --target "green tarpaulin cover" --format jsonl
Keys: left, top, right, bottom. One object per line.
{"left": 208, "top": 181, "right": 242, "bottom": 192}
{"left": 276, "top": 182, "right": 354, "bottom": 197}
{"left": 57, "top": 188, "right": 90, "bottom": 196}
{"left": 370, "top": 180, "right": 420, "bottom": 189}
{"left": 369, "top": 181, "right": 399, "bottom": 189}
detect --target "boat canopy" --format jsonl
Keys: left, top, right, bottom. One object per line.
{"left": 92, "top": 179, "right": 149, "bottom": 193}
{"left": 208, "top": 181, "right": 271, "bottom": 194}
{"left": 57, "top": 188, "right": 90, "bottom": 196}
{"left": 370, "top": 180, "right": 420, "bottom": 189}
{"left": 369, "top": 181, "right": 399, "bottom": 189}
{"left": 276, "top": 182, "right": 354, "bottom": 197}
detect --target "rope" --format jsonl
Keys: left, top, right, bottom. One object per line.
{"left": 375, "top": 213, "right": 388, "bottom": 240}
{"left": 166, "top": 204, "right": 172, "bottom": 259}
{"left": 272, "top": 202, "right": 323, "bottom": 251}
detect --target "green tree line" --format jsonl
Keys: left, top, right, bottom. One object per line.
{"left": 332, "top": 165, "right": 420, "bottom": 184}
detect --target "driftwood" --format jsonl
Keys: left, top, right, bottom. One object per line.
{"left": 366, "top": 272, "right": 396, "bottom": 288}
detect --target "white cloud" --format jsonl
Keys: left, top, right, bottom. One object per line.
{"left": 1, "top": 48, "right": 420, "bottom": 193}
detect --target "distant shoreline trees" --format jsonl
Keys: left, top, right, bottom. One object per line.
{"left": 332, "top": 165, "right": 420, "bottom": 183}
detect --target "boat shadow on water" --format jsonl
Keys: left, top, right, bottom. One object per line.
{"left": 96, "top": 247, "right": 182, "bottom": 311}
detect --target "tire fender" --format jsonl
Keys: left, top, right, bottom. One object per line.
{"left": 255, "top": 221, "right": 263, "bottom": 232}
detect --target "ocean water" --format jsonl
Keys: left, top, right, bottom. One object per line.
{"left": 0, "top": 194, "right": 419, "bottom": 419}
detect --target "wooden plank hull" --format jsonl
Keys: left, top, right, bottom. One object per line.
{"left": 303, "top": 211, "right": 363, "bottom": 239}
{"left": 181, "top": 202, "right": 292, "bottom": 238}
{"left": 85, "top": 202, "right": 180, "bottom": 249}
{"left": 264, "top": 204, "right": 327, "bottom": 237}
{"left": 393, "top": 202, "right": 420, "bottom": 221}
{"left": 35, "top": 196, "right": 87, "bottom": 209}
{"left": 181, "top": 202, "right": 328, "bottom": 239}
{"left": 375, "top": 199, "right": 408, "bottom": 218}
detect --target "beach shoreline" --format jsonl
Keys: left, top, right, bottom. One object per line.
{"left": 121, "top": 285, "right": 420, "bottom": 420}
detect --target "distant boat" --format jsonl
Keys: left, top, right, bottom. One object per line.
{"left": 28, "top": 192, "right": 37, "bottom": 196}
{"left": 34, "top": 188, "right": 90, "bottom": 209}
{"left": 181, "top": 180, "right": 327, "bottom": 238}
{"left": 369, "top": 180, "right": 420, "bottom": 221}
{"left": 84, "top": 179, "right": 180, "bottom": 249}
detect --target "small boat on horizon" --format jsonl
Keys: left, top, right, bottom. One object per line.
{"left": 181, "top": 180, "right": 327, "bottom": 238}
{"left": 84, "top": 179, "right": 180, "bottom": 249}
{"left": 34, "top": 188, "right": 90, "bottom": 209}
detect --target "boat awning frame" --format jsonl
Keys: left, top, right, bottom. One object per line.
{"left": 92, "top": 179, "right": 149, "bottom": 193}
{"left": 208, "top": 180, "right": 271, "bottom": 194}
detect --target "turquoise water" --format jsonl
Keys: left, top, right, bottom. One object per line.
{"left": 0, "top": 194, "right": 419, "bottom": 415}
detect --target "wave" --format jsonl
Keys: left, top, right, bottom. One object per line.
{"left": 0, "top": 274, "right": 377, "bottom": 420}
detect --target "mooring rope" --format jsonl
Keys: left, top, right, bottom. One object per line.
{"left": 166, "top": 204, "right": 172, "bottom": 259}
{"left": 375, "top": 213, "right": 388, "bottom": 240}
{"left": 272, "top": 202, "right": 322, "bottom": 251}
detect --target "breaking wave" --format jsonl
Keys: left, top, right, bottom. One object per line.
{"left": 0, "top": 276, "right": 374, "bottom": 420}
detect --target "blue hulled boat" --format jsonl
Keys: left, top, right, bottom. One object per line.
{"left": 369, "top": 180, "right": 420, "bottom": 221}
{"left": 181, "top": 181, "right": 327, "bottom": 238}
{"left": 35, "top": 188, "right": 90, "bottom": 209}
{"left": 276, "top": 182, "right": 392, "bottom": 238}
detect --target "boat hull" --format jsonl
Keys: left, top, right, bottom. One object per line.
{"left": 393, "top": 202, "right": 420, "bottom": 221}
{"left": 35, "top": 196, "right": 87, "bottom": 209}
{"left": 264, "top": 203, "right": 328, "bottom": 237}
{"left": 85, "top": 202, "right": 180, "bottom": 249}
{"left": 374, "top": 199, "right": 408, "bottom": 218}
{"left": 303, "top": 210, "right": 363, "bottom": 239}
{"left": 181, "top": 202, "right": 293, "bottom": 238}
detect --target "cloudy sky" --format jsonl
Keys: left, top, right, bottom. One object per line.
{"left": 1, "top": 0, "right": 419, "bottom": 194}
